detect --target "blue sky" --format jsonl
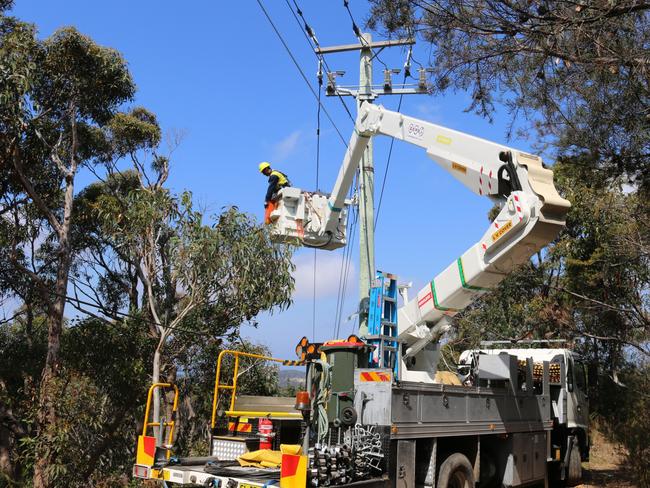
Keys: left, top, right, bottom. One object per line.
{"left": 13, "top": 1, "right": 538, "bottom": 359}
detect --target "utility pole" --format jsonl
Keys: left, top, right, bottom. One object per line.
{"left": 317, "top": 34, "right": 426, "bottom": 337}
{"left": 357, "top": 33, "right": 375, "bottom": 337}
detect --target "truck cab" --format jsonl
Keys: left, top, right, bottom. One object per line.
{"left": 459, "top": 346, "right": 590, "bottom": 485}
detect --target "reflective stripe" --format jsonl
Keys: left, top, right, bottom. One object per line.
{"left": 431, "top": 281, "right": 460, "bottom": 312}
{"left": 270, "top": 170, "right": 288, "bottom": 186}
{"left": 457, "top": 258, "right": 490, "bottom": 292}
{"left": 328, "top": 201, "right": 342, "bottom": 212}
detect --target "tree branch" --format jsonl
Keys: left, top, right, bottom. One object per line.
{"left": 579, "top": 331, "right": 650, "bottom": 357}
{"left": 10, "top": 145, "right": 62, "bottom": 236}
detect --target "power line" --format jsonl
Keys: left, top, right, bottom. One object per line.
{"left": 342, "top": 0, "right": 363, "bottom": 39}
{"left": 342, "top": 0, "right": 389, "bottom": 68}
{"left": 335, "top": 205, "right": 358, "bottom": 338}
{"left": 312, "top": 248, "right": 317, "bottom": 341}
{"left": 255, "top": 0, "right": 349, "bottom": 147}
{"left": 334, "top": 182, "right": 359, "bottom": 337}
{"left": 20, "top": 284, "right": 228, "bottom": 339}
{"left": 311, "top": 63, "right": 323, "bottom": 343}
{"left": 284, "top": 0, "right": 356, "bottom": 123}
{"left": 375, "top": 73, "right": 408, "bottom": 229}
{"left": 334, "top": 210, "right": 352, "bottom": 332}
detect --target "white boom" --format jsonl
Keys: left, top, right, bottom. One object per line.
{"left": 270, "top": 102, "right": 570, "bottom": 381}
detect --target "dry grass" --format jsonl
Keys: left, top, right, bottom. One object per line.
{"left": 576, "top": 427, "right": 636, "bottom": 488}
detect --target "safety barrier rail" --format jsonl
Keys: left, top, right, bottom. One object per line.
{"left": 210, "top": 350, "right": 304, "bottom": 429}
{"left": 142, "top": 382, "right": 179, "bottom": 447}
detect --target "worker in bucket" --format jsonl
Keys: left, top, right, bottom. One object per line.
{"left": 259, "top": 161, "right": 290, "bottom": 224}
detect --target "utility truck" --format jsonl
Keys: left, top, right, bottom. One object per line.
{"left": 133, "top": 103, "right": 588, "bottom": 487}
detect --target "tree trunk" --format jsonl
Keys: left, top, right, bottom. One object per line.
{"left": 128, "top": 264, "right": 139, "bottom": 313}
{"left": 0, "top": 423, "right": 13, "bottom": 481}
{"left": 152, "top": 339, "right": 163, "bottom": 442}
{"left": 33, "top": 247, "right": 71, "bottom": 487}
{"left": 33, "top": 109, "right": 79, "bottom": 488}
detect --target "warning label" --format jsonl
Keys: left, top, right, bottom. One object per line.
{"left": 491, "top": 220, "right": 513, "bottom": 242}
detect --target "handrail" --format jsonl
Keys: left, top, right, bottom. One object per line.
{"left": 225, "top": 410, "right": 303, "bottom": 419}
{"left": 142, "top": 382, "right": 179, "bottom": 448}
{"left": 210, "top": 350, "right": 303, "bottom": 429}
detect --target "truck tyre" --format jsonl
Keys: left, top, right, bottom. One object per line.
{"left": 565, "top": 442, "right": 582, "bottom": 486}
{"left": 437, "top": 453, "right": 475, "bottom": 488}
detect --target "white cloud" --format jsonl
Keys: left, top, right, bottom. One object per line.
{"left": 272, "top": 130, "right": 302, "bottom": 161}
{"left": 416, "top": 103, "right": 443, "bottom": 124}
{"left": 292, "top": 252, "right": 355, "bottom": 299}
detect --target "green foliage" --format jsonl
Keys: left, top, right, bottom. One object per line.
{"left": 107, "top": 107, "right": 161, "bottom": 156}
{"left": 0, "top": 14, "right": 38, "bottom": 129}
{"left": 35, "top": 27, "right": 134, "bottom": 123}
{"left": 0, "top": 21, "right": 139, "bottom": 484}
{"left": 0, "top": 10, "right": 295, "bottom": 487}
{"left": 592, "top": 364, "right": 650, "bottom": 488}
{"left": 368, "top": 0, "right": 650, "bottom": 189}
{"left": 89, "top": 181, "right": 295, "bottom": 338}
{"left": 0, "top": 316, "right": 152, "bottom": 486}
{"left": 615, "top": 368, "right": 650, "bottom": 487}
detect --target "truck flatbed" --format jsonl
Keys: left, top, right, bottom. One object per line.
{"left": 388, "top": 381, "right": 553, "bottom": 439}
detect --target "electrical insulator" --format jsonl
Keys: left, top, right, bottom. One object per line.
{"left": 383, "top": 69, "right": 392, "bottom": 91}
{"left": 404, "top": 47, "right": 412, "bottom": 78}
{"left": 317, "top": 59, "right": 323, "bottom": 86}
{"left": 418, "top": 67, "right": 427, "bottom": 91}
{"left": 327, "top": 72, "right": 337, "bottom": 95}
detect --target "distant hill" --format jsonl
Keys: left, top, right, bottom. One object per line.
{"left": 279, "top": 369, "right": 305, "bottom": 387}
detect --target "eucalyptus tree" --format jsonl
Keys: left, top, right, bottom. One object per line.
{"left": 69, "top": 107, "right": 295, "bottom": 444}
{"left": 1, "top": 7, "right": 296, "bottom": 485}
{"left": 368, "top": 0, "right": 650, "bottom": 189}
{"left": 1, "top": 13, "right": 136, "bottom": 485}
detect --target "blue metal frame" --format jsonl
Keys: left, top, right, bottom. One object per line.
{"left": 367, "top": 270, "right": 399, "bottom": 374}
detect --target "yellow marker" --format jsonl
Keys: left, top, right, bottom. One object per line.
{"left": 436, "top": 135, "right": 451, "bottom": 145}
{"left": 491, "top": 220, "right": 513, "bottom": 242}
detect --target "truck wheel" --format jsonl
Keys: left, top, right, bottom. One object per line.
{"left": 566, "top": 443, "right": 582, "bottom": 486}
{"left": 437, "top": 453, "right": 475, "bottom": 488}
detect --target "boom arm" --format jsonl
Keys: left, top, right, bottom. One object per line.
{"left": 324, "top": 103, "right": 568, "bottom": 234}
{"left": 270, "top": 102, "right": 570, "bottom": 380}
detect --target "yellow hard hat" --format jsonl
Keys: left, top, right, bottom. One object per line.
{"left": 259, "top": 161, "right": 271, "bottom": 173}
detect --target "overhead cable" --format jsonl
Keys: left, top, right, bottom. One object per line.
{"left": 284, "top": 0, "right": 356, "bottom": 123}
{"left": 375, "top": 73, "right": 408, "bottom": 229}
{"left": 342, "top": 0, "right": 389, "bottom": 68}
{"left": 255, "top": 0, "right": 349, "bottom": 147}
{"left": 25, "top": 285, "right": 228, "bottom": 339}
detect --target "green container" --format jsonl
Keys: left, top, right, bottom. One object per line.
{"left": 320, "top": 342, "right": 371, "bottom": 424}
